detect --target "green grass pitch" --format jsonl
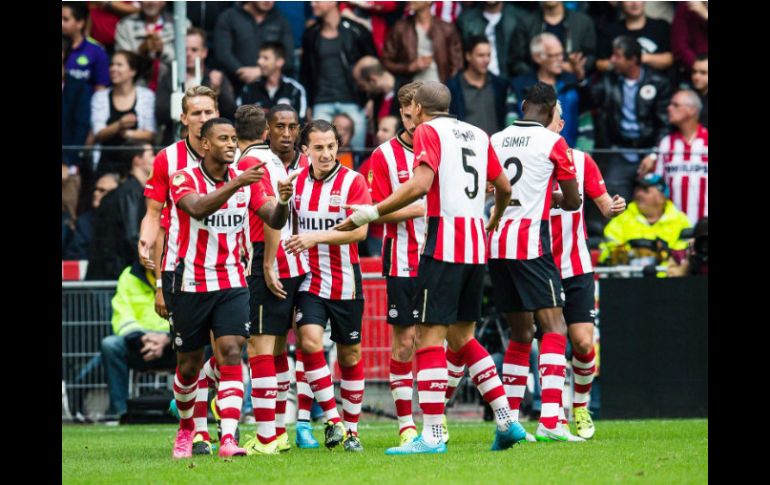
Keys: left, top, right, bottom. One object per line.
{"left": 62, "top": 419, "right": 707, "bottom": 485}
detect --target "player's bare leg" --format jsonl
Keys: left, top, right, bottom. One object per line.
{"left": 390, "top": 325, "right": 417, "bottom": 444}
{"left": 338, "top": 342, "right": 365, "bottom": 452}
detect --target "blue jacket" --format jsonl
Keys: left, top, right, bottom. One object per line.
{"left": 61, "top": 74, "right": 92, "bottom": 167}
{"left": 446, "top": 72, "right": 509, "bottom": 134}
{"left": 506, "top": 72, "right": 581, "bottom": 147}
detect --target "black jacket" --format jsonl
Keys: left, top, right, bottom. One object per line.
{"left": 86, "top": 176, "right": 145, "bottom": 280}
{"left": 446, "top": 72, "right": 509, "bottom": 133}
{"left": 590, "top": 67, "right": 672, "bottom": 148}
{"left": 238, "top": 75, "right": 307, "bottom": 119}
{"left": 300, "top": 18, "right": 377, "bottom": 107}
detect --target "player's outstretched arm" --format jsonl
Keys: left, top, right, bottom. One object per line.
{"left": 284, "top": 224, "right": 368, "bottom": 255}
{"left": 487, "top": 171, "right": 512, "bottom": 232}
{"left": 177, "top": 163, "right": 266, "bottom": 220}
{"left": 373, "top": 201, "right": 426, "bottom": 224}
{"left": 138, "top": 198, "right": 164, "bottom": 270}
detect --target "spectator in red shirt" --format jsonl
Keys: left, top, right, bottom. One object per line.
{"left": 340, "top": 1, "right": 400, "bottom": 57}
{"left": 87, "top": 1, "right": 140, "bottom": 55}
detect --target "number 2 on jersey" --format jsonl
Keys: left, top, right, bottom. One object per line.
{"left": 504, "top": 157, "right": 523, "bottom": 207}
{"left": 461, "top": 148, "right": 479, "bottom": 199}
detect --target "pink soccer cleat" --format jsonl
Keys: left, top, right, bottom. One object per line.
{"left": 172, "top": 428, "right": 194, "bottom": 459}
{"left": 218, "top": 435, "right": 247, "bottom": 457}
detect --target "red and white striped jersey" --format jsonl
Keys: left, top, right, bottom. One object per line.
{"left": 430, "top": 1, "right": 461, "bottom": 23}
{"left": 144, "top": 139, "right": 202, "bottom": 271}
{"left": 549, "top": 150, "right": 607, "bottom": 278}
{"left": 488, "top": 120, "right": 576, "bottom": 260}
{"left": 170, "top": 165, "right": 272, "bottom": 293}
{"left": 294, "top": 162, "right": 372, "bottom": 300}
{"left": 414, "top": 116, "right": 503, "bottom": 264}
{"left": 237, "top": 145, "right": 310, "bottom": 279}
{"left": 654, "top": 125, "right": 708, "bottom": 225}
{"left": 370, "top": 135, "right": 425, "bottom": 277}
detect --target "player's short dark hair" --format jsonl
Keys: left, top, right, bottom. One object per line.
{"left": 523, "top": 81, "right": 558, "bottom": 113}
{"left": 235, "top": 105, "right": 268, "bottom": 140}
{"left": 201, "top": 118, "right": 234, "bottom": 139}
{"left": 300, "top": 119, "right": 341, "bottom": 148}
{"left": 259, "top": 41, "right": 286, "bottom": 60}
{"left": 612, "top": 36, "right": 642, "bottom": 64}
{"left": 464, "top": 35, "right": 490, "bottom": 55}
{"left": 62, "top": 2, "right": 89, "bottom": 23}
{"left": 413, "top": 81, "right": 451, "bottom": 115}
{"left": 268, "top": 104, "right": 299, "bottom": 124}
{"left": 186, "top": 26, "right": 207, "bottom": 44}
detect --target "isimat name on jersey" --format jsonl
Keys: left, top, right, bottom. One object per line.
{"left": 501, "top": 136, "right": 532, "bottom": 148}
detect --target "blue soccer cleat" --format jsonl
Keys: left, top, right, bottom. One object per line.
{"left": 491, "top": 421, "right": 527, "bottom": 451}
{"left": 169, "top": 399, "right": 180, "bottom": 420}
{"left": 295, "top": 421, "right": 320, "bottom": 449}
{"left": 385, "top": 435, "right": 447, "bottom": 455}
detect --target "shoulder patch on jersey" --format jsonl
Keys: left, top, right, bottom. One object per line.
{"left": 172, "top": 174, "right": 186, "bottom": 186}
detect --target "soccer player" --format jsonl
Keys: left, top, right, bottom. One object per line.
{"left": 545, "top": 103, "right": 626, "bottom": 440}
{"left": 137, "top": 85, "right": 223, "bottom": 454}
{"left": 367, "top": 81, "right": 427, "bottom": 446}
{"left": 487, "top": 82, "right": 582, "bottom": 443}
{"left": 169, "top": 118, "right": 294, "bottom": 459}
{"left": 337, "top": 81, "right": 525, "bottom": 454}
{"left": 283, "top": 120, "right": 373, "bottom": 452}
{"left": 231, "top": 104, "right": 307, "bottom": 455}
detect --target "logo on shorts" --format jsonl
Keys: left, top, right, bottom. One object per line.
{"left": 244, "top": 321, "right": 251, "bottom": 332}
{"left": 412, "top": 310, "right": 419, "bottom": 319}
{"left": 295, "top": 311, "right": 303, "bottom": 322}
{"left": 174, "top": 336, "right": 183, "bottom": 347}
{"left": 589, "top": 309, "right": 597, "bottom": 318}
{"left": 349, "top": 330, "right": 360, "bottom": 339}
{"left": 560, "top": 291, "right": 566, "bottom": 302}
{"left": 388, "top": 308, "right": 398, "bottom": 318}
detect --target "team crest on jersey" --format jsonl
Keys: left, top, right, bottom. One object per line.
{"left": 367, "top": 170, "right": 373, "bottom": 184}
{"left": 235, "top": 191, "right": 246, "bottom": 204}
{"left": 329, "top": 191, "right": 342, "bottom": 207}
{"left": 172, "top": 174, "right": 186, "bottom": 186}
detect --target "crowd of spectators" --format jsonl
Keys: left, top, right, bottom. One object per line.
{"left": 62, "top": 1, "right": 708, "bottom": 271}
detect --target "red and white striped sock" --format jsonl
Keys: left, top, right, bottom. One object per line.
{"left": 249, "top": 355, "right": 277, "bottom": 444}
{"left": 340, "top": 360, "right": 365, "bottom": 436}
{"left": 572, "top": 347, "right": 596, "bottom": 409}
{"left": 389, "top": 358, "right": 416, "bottom": 434}
{"left": 302, "top": 350, "right": 340, "bottom": 424}
{"left": 539, "top": 333, "right": 567, "bottom": 430}
{"left": 502, "top": 340, "right": 531, "bottom": 422}
{"left": 173, "top": 368, "right": 198, "bottom": 432}
{"left": 458, "top": 338, "right": 514, "bottom": 430}
{"left": 203, "top": 356, "right": 219, "bottom": 388}
{"left": 445, "top": 348, "right": 466, "bottom": 404}
{"left": 193, "top": 369, "right": 211, "bottom": 441}
{"left": 274, "top": 352, "right": 290, "bottom": 437}
{"left": 416, "top": 346, "right": 447, "bottom": 445}
{"left": 217, "top": 364, "right": 245, "bottom": 443}
{"left": 294, "top": 349, "right": 314, "bottom": 422}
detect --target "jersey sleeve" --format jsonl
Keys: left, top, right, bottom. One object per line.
{"left": 169, "top": 170, "right": 197, "bottom": 205}
{"left": 160, "top": 204, "right": 170, "bottom": 230}
{"left": 369, "top": 149, "right": 393, "bottom": 203}
{"left": 249, "top": 180, "right": 273, "bottom": 212}
{"left": 345, "top": 173, "right": 373, "bottom": 215}
{"left": 583, "top": 153, "right": 608, "bottom": 200}
{"left": 486, "top": 141, "right": 503, "bottom": 181}
{"left": 144, "top": 150, "right": 169, "bottom": 203}
{"left": 549, "top": 137, "right": 577, "bottom": 181}
{"left": 412, "top": 124, "right": 441, "bottom": 173}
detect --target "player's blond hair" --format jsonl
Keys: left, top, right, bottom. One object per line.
{"left": 397, "top": 81, "right": 423, "bottom": 108}
{"left": 181, "top": 85, "right": 219, "bottom": 114}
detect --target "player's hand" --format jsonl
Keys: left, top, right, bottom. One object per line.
{"left": 236, "top": 66, "right": 262, "bottom": 84}
{"left": 334, "top": 216, "right": 357, "bottom": 231}
{"left": 284, "top": 233, "right": 319, "bottom": 255}
{"left": 637, "top": 155, "right": 656, "bottom": 176}
{"left": 138, "top": 239, "right": 156, "bottom": 270}
{"left": 155, "top": 287, "right": 169, "bottom": 319}
{"left": 609, "top": 194, "right": 626, "bottom": 217}
{"left": 568, "top": 52, "right": 587, "bottom": 80}
{"left": 335, "top": 204, "right": 379, "bottom": 230}
{"left": 277, "top": 171, "right": 300, "bottom": 203}
{"left": 208, "top": 70, "right": 223, "bottom": 92}
{"left": 264, "top": 266, "right": 287, "bottom": 300}
{"left": 236, "top": 162, "right": 266, "bottom": 187}
{"left": 486, "top": 213, "right": 502, "bottom": 233}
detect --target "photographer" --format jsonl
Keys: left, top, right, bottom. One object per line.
{"left": 667, "top": 217, "right": 708, "bottom": 277}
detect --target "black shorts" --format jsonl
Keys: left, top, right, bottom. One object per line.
{"left": 488, "top": 256, "right": 564, "bottom": 312}
{"left": 170, "top": 288, "right": 251, "bottom": 353}
{"left": 561, "top": 272, "right": 597, "bottom": 325}
{"left": 295, "top": 292, "right": 363, "bottom": 345}
{"left": 162, "top": 271, "right": 175, "bottom": 314}
{"left": 247, "top": 270, "right": 306, "bottom": 336}
{"left": 415, "top": 256, "right": 485, "bottom": 325}
{"left": 386, "top": 276, "right": 420, "bottom": 326}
